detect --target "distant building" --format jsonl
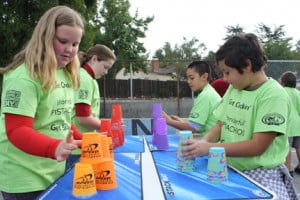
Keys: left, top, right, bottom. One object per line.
{"left": 116, "top": 60, "right": 177, "bottom": 81}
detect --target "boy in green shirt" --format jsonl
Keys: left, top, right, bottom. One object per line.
{"left": 180, "top": 33, "right": 298, "bottom": 199}
{"left": 163, "top": 61, "right": 221, "bottom": 136}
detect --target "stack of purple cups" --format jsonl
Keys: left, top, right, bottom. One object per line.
{"left": 151, "top": 103, "right": 169, "bottom": 150}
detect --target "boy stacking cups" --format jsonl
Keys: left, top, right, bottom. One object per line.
{"left": 180, "top": 33, "right": 298, "bottom": 199}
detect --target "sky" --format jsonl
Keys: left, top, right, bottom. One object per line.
{"left": 129, "top": 0, "right": 300, "bottom": 57}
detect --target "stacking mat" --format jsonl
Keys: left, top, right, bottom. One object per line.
{"left": 152, "top": 151, "right": 275, "bottom": 200}
{"left": 37, "top": 153, "right": 142, "bottom": 200}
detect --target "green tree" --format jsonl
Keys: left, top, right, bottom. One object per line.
{"left": 154, "top": 37, "right": 206, "bottom": 81}
{"left": 255, "top": 23, "right": 294, "bottom": 60}
{"left": 224, "top": 24, "right": 244, "bottom": 40}
{"left": 0, "top": 0, "right": 98, "bottom": 67}
{"left": 95, "top": 0, "right": 154, "bottom": 77}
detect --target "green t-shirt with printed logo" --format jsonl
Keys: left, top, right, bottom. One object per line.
{"left": 72, "top": 68, "right": 100, "bottom": 133}
{"left": 283, "top": 87, "right": 300, "bottom": 136}
{"left": 214, "top": 78, "right": 289, "bottom": 171}
{"left": 0, "top": 64, "right": 74, "bottom": 193}
{"left": 189, "top": 84, "right": 221, "bottom": 135}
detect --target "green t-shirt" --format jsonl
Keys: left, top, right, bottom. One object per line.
{"left": 72, "top": 68, "right": 100, "bottom": 133}
{"left": 0, "top": 64, "right": 74, "bottom": 193}
{"left": 283, "top": 87, "right": 300, "bottom": 137}
{"left": 214, "top": 78, "right": 289, "bottom": 171}
{"left": 188, "top": 84, "right": 221, "bottom": 135}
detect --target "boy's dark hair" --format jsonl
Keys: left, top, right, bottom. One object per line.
{"left": 280, "top": 71, "right": 297, "bottom": 88}
{"left": 215, "top": 33, "right": 267, "bottom": 74}
{"left": 187, "top": 61, "right": 211, "bottom": 81}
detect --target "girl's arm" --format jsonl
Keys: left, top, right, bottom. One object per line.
{"left": 5, "top": 113, "right": 80, "bottom": 160}
{"left": 75, "top": 103, "right": 101, "bottom": 130}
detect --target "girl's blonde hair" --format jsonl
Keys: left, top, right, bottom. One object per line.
{"left": 0, "top": 5, "right": 84, "bottom": 90}
{"left": 79, "top": 44, "right": 116, "bottom": 66}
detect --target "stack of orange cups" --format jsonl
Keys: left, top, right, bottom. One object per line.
{"left": 72, "top": 132, "right": 118, "bottom": 197}
{"left": 95, "top": 134, "right": 117, "bottom": 190}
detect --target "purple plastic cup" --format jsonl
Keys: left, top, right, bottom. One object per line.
{"left": 152, "top": 118, "right": 157, "bottom": 144}
{"left": 154, "top": 118, "right": 168, "bottom": 150}
{"left": 152, "top": 103, "right": 162, "bottom": 119}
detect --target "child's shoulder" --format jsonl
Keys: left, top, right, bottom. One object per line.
{"left": 257, "top": 78, "right": 288, "bottom": 100}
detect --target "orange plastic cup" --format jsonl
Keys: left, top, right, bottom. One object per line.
{"left": 110, "top": 120, "right": 122, "bottom": 148}
{"left": 106, "top": 136, "right": 114, "bottom": 159}
{"left": 99, "top": 135, "right": 110, "bottom": 159}
{"left": 111, "top": 104, "right": 123, "bottom": 121}
{"left": 95, "top": 159, "right": 117, "bottom": 190}
{"left": 72, "top": 163, "right": 97, "bottom": 197}
{"left": 80, "top": 132, "right": 103, "bottom": 164}
{"left": 110, "top": 104, "right": 125, "bottom": 148}
{"left": 100, "top": 119, "right": 112, "bottom": 137}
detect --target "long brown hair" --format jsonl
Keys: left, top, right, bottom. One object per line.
{"left": 79, "top": 44, "right": 116, "bottom": 66}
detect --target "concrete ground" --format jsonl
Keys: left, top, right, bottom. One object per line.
{"left": 0, "top": 150, "right": 299, "bottom": 200}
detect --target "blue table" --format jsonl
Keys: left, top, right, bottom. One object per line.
{"left": 38, "top": 134, "right": 276, "bottom": 200}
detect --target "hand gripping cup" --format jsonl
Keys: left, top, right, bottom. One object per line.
{"left": 80, "top": 132, "right": 104, "bottom": 164}
{"left": 72, "top": 163, "right": 97, "bottom": 197}
{"left": 177, "top": 130, "right": 195, "bottom": 172}
{"left": 94, "top": 159, "right": 117, "bottom": 190}
{"left": 207, "top": 147, "right": 228, "bottom": 182}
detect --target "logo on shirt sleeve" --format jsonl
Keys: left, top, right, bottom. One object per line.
{"left": 79, "top": 89, "right": 88, "bottom": 100}
{"left": 4, "top": 90, "right": 21, "bottom": 108}
{"left": 261, "top": 113, "right": 285, "bottom": 125}
{"left": 189, "top": 112, "right": 200, "bottom": 118}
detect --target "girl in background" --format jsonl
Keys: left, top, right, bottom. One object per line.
{"left": 72, "top": 44, "right": 116, "bottom": 133}
{"left": 66, "top": 44, "right": 116, "bottom": 170}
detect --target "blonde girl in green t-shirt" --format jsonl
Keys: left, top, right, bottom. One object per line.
{"left": 180, "top": 33, "right": 298, "bottom": 199}
{"left": 0, "top": 6, "right": 83, "bottom": 200}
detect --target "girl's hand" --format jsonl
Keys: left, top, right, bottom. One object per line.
{"left": 181, "top": 139, "right": 210, "bottom": 159}
{"left": 55, "top": 131, "right": 82, "bottom": 162}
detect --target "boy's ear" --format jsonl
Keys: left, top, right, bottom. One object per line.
{"left": 243, "top": 59, "right": 252, "bottom": 73}
{"left": 202, "top": 72, "right": 209, "bottom": 80}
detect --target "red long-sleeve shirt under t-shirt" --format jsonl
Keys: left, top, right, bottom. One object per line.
{"left": 5, "top": 113, "right": 82, "bottom": 159}
{"left": 75, "top": 64, "right": 95, "bottom": 117}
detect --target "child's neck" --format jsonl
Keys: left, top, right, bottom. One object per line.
{"left": 244, "top": 71, "right": 268, "bottom": 91}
